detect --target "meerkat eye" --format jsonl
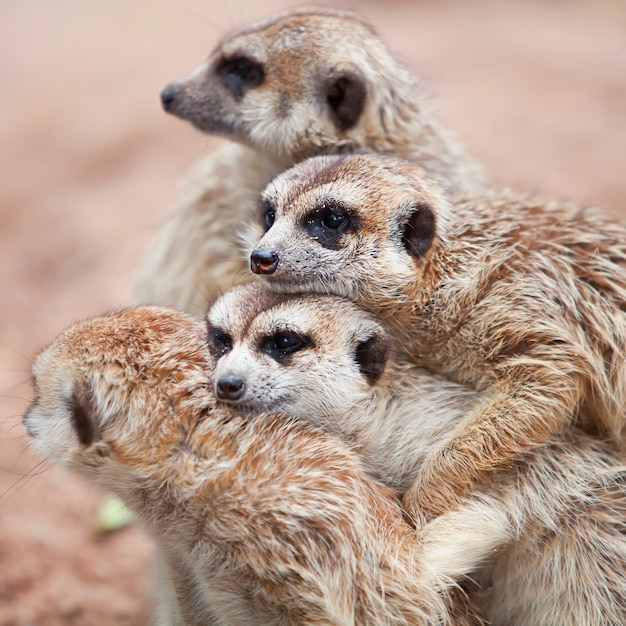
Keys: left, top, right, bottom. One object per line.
{"left": 218, "top": 56, "right": 264, "bottom": 97}
{"left": 207, "top": 326, "right": 233, "bottom": 358}
{"left": 321, "top": 209, "right": 347, "bottom": 230}
{"left": 259, "top": 199, "right": 276, "bottom": 233}
{"left": 304, "top": 203, "right": 355, "bottom": 249}
{"left": 261, "top": 331, "right": 312, "bottom": 362}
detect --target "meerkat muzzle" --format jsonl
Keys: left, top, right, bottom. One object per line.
{"left": 250, "top": 249, "right": 279, "bottom": 274}
{"left": 160, "top": 84, "right": 182, "bottom": 113}
{"left": 215, "top": 377, "right": 246, "bottom": 402}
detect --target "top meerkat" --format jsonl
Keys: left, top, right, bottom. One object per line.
{"left": 249, "top": 152, "right": 626, "bottom": 524}
{"left": 135, "top": 7, "right": 483, "bottom": 312}
{"left": 159, "top": 7, "right": 480, "bottom": 188}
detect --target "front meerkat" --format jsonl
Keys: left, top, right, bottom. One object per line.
{"left": 207, "top": 283, "right": 477, "bottom": 490}
{"left": 208, "top": 283, "right": 626, "bottom": 626}
{"left": 23, "top": 306, "right": 484, "bottom": 626}
{"left": 135, "top": 7, "right": 483, "bottom": 313}
{"left": 248, "top": 153, "right": 626, "bottom": 524}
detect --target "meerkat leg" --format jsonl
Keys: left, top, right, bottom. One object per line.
{"left": 403, "top": 372, "right": 585, "bottom": 523}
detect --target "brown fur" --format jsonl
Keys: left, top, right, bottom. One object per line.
{"left": 24, "top": 306, "right": 484, "bottom": 626}
{"left": 250, "top": 152, "right": 626, "bottom": 524}
{"left": 134, "top": 7, "right": 483, "bottom": 314}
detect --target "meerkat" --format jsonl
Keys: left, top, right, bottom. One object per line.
{"left": 207, "top": 282, "right": 626, "bottom": 626}
{"left": 23, "top": 306, "right": 485, "bottom": 626}
{"left": 247, "top": 152, "right": 626, "bottom": 526}
{"left": 134, "top": 7, "right": 483, "bottom": 314}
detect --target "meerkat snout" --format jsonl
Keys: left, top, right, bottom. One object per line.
{"left": 160, "top": 84, "right": 180, "bottom": 113}
{"left": 250, "top": 248, "right": 279, "bottom": 274}
{"left": 215, "top": 377, "right": 246, "bottom": 402}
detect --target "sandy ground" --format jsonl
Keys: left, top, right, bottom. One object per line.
{"left": 1, "top": 0, "right": 625, "bottom": 623}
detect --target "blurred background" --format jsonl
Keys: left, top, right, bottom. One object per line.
{"left": 1, "top": 0, "right": 625, "bottom": 623}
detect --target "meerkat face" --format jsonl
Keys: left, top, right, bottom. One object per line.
{"left": 206, "top": 283, "right": 389, "bottom": 424}
{"left": 24, "top": 347, "right": 102, "bottom": 467}
{"left": 159, "top": 8, "right": 403, "bottom": 162}
{"left": 247, "top": 153, "right": 448, "bottom": 307}
{"left": 23, "top": 308, "right": 212, "bottom": 481}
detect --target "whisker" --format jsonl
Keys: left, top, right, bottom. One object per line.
{"left": 0, "top": 341, "right": 33, "bottom": 364}
{"left": 1, "top": 425, "right": 30, "bottom": 442}
{"left": 0, "top": 458, "right": 50, "bottom": 501}
{"left": 0, "top": 394, "right": 33, "bottom": 403}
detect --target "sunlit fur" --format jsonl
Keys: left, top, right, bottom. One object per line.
{"left": 250, "top": 152, "right": 626, "bottom": 527}
{"left": 209, "top": 284, "right": 626, "bottom": 626}
{"left": 24, "top": 306, "right": 485, "bottom": 626}
{"left": 134, "top": 7, "right": 483, "bottom": 314}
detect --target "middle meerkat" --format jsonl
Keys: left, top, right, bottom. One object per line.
{"left": 248, "top": 152, "right": 626, "bottom": 522}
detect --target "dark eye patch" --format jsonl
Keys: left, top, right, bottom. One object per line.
{"left": 261, "top": 331, "right": 312, "bottom": 363}
{"left": 258, "top": 198, "right": 276, "bottom": 233}
{"left": 207, "top": 325, "right": 233, "bottom": 358}
{"left": 217, "top": 56, "right": 264, "bottom": 98}
{"left": 303, "top": 201, "right": 357, "bottom": 249}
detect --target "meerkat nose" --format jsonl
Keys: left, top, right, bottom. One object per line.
{"left": 250, "top": 249, "right": 279, "bottom": 275}
{"left": 216, "top": 377, "right": 246, "bottom": 402}
{"left": 160, "top": 84, "right": 180, "bottom": 112}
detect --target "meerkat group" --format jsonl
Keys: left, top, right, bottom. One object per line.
{"left": 249, "top": 152, "right": 626, "bottom": 524}
{"left": 23, "top": 5, "right": 626, "bottom": 625}
{"left": 25, "top": 291, "right": 626, "bottom": 624}
{"left": 24, "top": 306, "right": 485, "bottom": 626}
{"left": 134, "top": 6, "right": 483, "bottom": 314}
{"left": 207, "top": 283, "right": 626, "bottom": 625}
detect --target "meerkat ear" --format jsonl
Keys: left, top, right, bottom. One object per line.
{"left": 324, "top": 69, "right": 367, "bottom": 132}
{"left": 68, "top": 381, "right": 100, "bottom": 446}
{"left": 355, "top": 332, "right": 389, "bottom": 384}
{"left": 402, "top": 202, "right": 436, "bottom": 259}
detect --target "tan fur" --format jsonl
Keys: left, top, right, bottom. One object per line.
{"left": 23, "top": 306, "right": 484, "bottom": 626}
{"left": 208, "top": 283, "right": 626, "bottom": 626}
{"left": 249, "top": 152, "right": 626, "bottom": 526}
{"left": 134, "top": 7, "right": 483, "bottom": 314}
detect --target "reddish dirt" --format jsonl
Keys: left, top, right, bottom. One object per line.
{"left": 1, "top": 0, "right": 625, "bottom": 623}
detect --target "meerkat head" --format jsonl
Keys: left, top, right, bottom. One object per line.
{"left": 159, "top": 7, "right": 420, "bottom": 164}
{"left": 206, "top": 283, "right": 390, "bottom": 425}
{"left": 23, "top": 307, "right": 212, "bottom": 487}
{"left": 246, "top": 153, "right": 451, "bottom": 312}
